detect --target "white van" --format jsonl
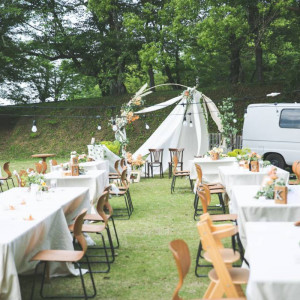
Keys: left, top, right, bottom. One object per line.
{"left": 242, "top": 103, "right": 300, "bottom": 168}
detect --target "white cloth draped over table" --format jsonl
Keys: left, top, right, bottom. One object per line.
{"left": 45, "top": 170, "right": 108, "bottom": 205}
{"left": 79, "top": 160, "right": 109, "bottom": 173}
{"left": 218, "top": 166, "right": 290, "bottom": 199}
{"left": 231, "top": 185, "right": 300, "bottom": 248}
{"left": 189, "top": 157, "right": 237, "bottom": 181}
{"left": 0, "top": 187, "right": 90, "bottom": 300}
{"left": 246, "top": 222, "right": 300, "bottom": 300}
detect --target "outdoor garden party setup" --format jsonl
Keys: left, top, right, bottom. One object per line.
{"left": 1, "top": 83, "right": 300, "bottom": 300}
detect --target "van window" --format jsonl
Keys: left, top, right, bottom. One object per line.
{"left": 279, "top": 109, "right": 300, "bottom": 129}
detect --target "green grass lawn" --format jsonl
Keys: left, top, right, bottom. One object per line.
{"left": 1, "top": 159, "right": 239, "bottom": 300}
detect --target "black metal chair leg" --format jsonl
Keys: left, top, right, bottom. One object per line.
{"left": 195, "top": 241, "right": 211, "bottom": 277}
{"left": 30, "top": 262, "right": 42, "bottom": 300}
{"left": 110, "top": 217, "right": 120, "bottom": 249}
{"left": 218, "top": 193, "right": 226, "bottom": 213}
{"left": 84, "top": 256, "right": 97, "bottom": 298}
{"left": 77, "top": 262, "right": 88, "bottom": 300}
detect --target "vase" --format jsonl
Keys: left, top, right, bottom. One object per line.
{"left": 210, "top": 153, "right": 219, "bottom": 160}
{"left": 274, "top": 186, "right": 287, "bottom": 204}
{"left": 30, "top": 183, "right": 40, "bottom": 200}
{"left": 250, "top": 161, "right": 259, "bottom": 172}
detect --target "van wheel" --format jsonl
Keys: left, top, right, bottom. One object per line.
{"left": 265, "top": 153, "right": 285, "bottom": 169}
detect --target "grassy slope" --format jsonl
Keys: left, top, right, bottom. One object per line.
{"left": 0, "top": 84, "right": 299, "bottom": 161}
{"left": 1, "top": 160, "right": 238, "bottom": 300}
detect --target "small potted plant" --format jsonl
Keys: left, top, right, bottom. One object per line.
{"left": 249, "top": 152, "right": 261, "bottom": 172}
{"left": 208, "top": 147, "right": 223, "bottom": 160}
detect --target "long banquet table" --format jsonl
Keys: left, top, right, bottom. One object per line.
{"left": 218, "top": 165, "right": 290, "bottom": 199}
{"left": 79, "top": 160, "right": 109, "bottom": 173}
{"left": 231, "top": 185, "right": 300, "bottom": 247}
{"left": 0, "top": 187, "right": 90, "bottom": 300}
{"left": 246, "top": 222, "right": 300, "bottom": 300}
{"left": 45, "top": 170, "right": 108, "bottom": 205}
{"left": 188, "top": 157, "right": 237, "bottom": 182}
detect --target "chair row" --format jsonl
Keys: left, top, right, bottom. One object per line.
{"left": 30, "top": 187, "right": 120, "bottom": 299}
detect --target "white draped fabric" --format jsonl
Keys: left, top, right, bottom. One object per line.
{"left": 133, "top": 91, "right": 211, "bottom": 172}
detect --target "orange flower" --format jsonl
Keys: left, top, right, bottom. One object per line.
{"left": 128, "top": 115, "right": 139, "bottom": 124}
{"left": 184, "top": 91, "right": 189, "bottom": 96}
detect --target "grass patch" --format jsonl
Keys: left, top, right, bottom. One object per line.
{"left": 0, "top": 160, "right": 242, "bottom": 299}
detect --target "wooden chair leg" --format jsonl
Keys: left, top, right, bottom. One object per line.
{"left": 205, "top": 281, "right": 224, "bottom": 299}
{"left": 234, "top": 284, "right": 246, "bottom": 297}
{"left": 203, "top": 281, "right": 217, "bottom": 299}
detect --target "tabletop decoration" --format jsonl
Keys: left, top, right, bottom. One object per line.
{"left": 255, "top": 167, "right": 280, "bottom": 199}
{"left": 78, "top": 153, "right": 88, "bottom": 163}
{"left": 249, "top": 152, "right": 261, "bottom": 172}
{"left": 274, "top": 178, "right": 287, "bottom": 204}
{"left": 208, "top": 147, "right": 223, "bottom": 160}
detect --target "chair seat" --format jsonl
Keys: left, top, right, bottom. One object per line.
{"left": 288, "top": 180, "right": 299, "bottom": 185}
{"left": 204, "top": 248, "right": 240, "bottom": 264}
{"left": 209, "top": 188, "right": 226, "bottom": 194}
{"left": 0, "top": 177, "right": 8, "bottom": 180}
{"left": 208, "top": 267, "right": 249, "bottom": 284}
{"left": 210, "top": 214, "right": 237, "bottom": 222}
{"left": 208, "top": 183, "right": 224, "bottom": 189}
{"left": 175, "top": 172, "right": 190, "bottom": 176}
{"left": 110, "top": 190, "right": 127, "bottom": 195}
{"left": 31, "top": 249, "right": 84, "bottom": 262}
{"left": 69, "top": 223, "right": 106, "bottom": 233}
{"left": 84, "top": 213, "right": 111, "bottom": 221}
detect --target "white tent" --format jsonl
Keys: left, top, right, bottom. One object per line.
{"left": 133, "top": 88, "right": 222, "bottom": 172}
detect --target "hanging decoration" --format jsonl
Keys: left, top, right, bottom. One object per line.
{"left": 109, "top": 84, "right": 152, "bottom": 157}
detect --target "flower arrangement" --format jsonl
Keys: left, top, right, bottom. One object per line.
{"left": 126, "top": 152, "right": 145, "bottom": 170}
{"left": 70, "top": 151, "right": 78, "bottom": 156}
{"left": 208, "top": 147, "right": 223, "bottom": 155}
{"left": 255, "top": 167, "right": 285, "bottom": 199}
{"left": 78, "top": 153, "right": 88, "bottom": 163}
{"left": 27, "top": 172, "right": 48, "bottom": 191}
{"left": 248, "top": 152, "right": 261, "bottom": 161}
{"left": 228, "top": 148, "right": 251, "bottom": 161}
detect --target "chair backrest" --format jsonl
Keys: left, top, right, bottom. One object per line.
{"left": 120, "top": 158, "right": 126, "bottom": 170}
{"left": 149, "top": 149, "right": 164, "bottom": 163}
{"left": 120, "top": 169, "right": 129, "bottom": 188}
{"left": 96, "top": 191, "right": 109, "bottom": 226}
{"left": 196, "top": 184, "right": 211, "bottom": 214}
{"left": 169, "top": 148, "right": 184, "bottom": 164}
{"left": 41, "top": 161, "right": 47, "bottom": 174}
{"left": 35, "top": 163, "right": 43, "bottom": 174}
{"left": 294, "top": 162, "right": 300, "bottom": 182}
{"left": 114, "top": 160, "right": 121, "bottom": 176}
{"left": 3, "top": 162, "right": 12, "bottom": 178}
{"left": 195, "top": 164, "right": 203, "bottom": 183}
{"left": 73, "top": 209, "right": 88, "bottom": 255}
{"left": 51, "top": 159, "right": 58, "bottom": 166}
{"left": 169, "top": 239, "right": 191, "bottom": 300}
{"left": 197, "top": 219, "right": 240, "bottom": 298}
{"left": 173, "top": 155, "right": 179, "bottom": 175}
{"left": 103, "top": 185, "right": 113, "bottom": 216}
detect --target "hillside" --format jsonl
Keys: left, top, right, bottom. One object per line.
{"left": 0, "top": 84, "right": 299, "bottom": 160}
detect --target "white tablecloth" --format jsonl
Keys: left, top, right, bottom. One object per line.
{"left": 80, "top": 160, "right": 109, "bottom": 173}
{"left": 231, "top": 185, "right": 300, "bottom": 247}
{"left": 246, "top": 222, "right": 300, "bottom": 300}
{"left": 45, "top": 170, "right": 108, "bottom": 205}
{"left": 0, "top": 187, "right": 90, "bottom": 300}
{"left": 219, "top": 165, "right": 290, "bottom": 199}
{"left": 189, "top": 157, "right": 237, "bottom": 182}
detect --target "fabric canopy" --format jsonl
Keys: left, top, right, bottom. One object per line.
{"left": 133, "top": 90, "right": 219, "bottom": 173}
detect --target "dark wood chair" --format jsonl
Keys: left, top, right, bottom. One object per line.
{"left": 109, "top": 160, "right": 121, "bottom": 182}
{"left": 171, "top": 155, "right": 193, "bottom": 193}
{"left": 289, "top": 160, "right": 300, "bottom": 185}
{"left": 168, "top": 148, "right": 184, "bottom": 178}
{"left": 148, "top": 149, "right": 164, "bottom": 178}
{"left": 30, "top": 209, "right": 96, "bottom": 300}
{"left": 0, "top": 162, "right": 15, "bottom": 191}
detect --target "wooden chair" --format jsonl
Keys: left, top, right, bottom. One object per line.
{"left": 51, "top": 159, "right": 58, "bottom": 166}
{"left": 35, "top": 162, "right": 43, "bottom": 174}
{"left": 30, "top": 209, "right": 96, "bottom": 300}
{"left": 169, "top": 239, "right": 245, "bottom": 300}
{"left": 148, "top": 149, "right": 164, "bottom": 178}
{"left": 171, "top": 155, "right": 193, "bottom": 193}
{"left": 168, "top": 148, "right": 184, "bottom": 178}
{"left": 84, "top": 187, "right": 120, "bottom": 249}
{"left": 0, "top": 162, "right": 15, "bottom": 190}
{"left": 109, "top": 160, "right": 121, "bottom": 181}
{"left": 120, "top": 158, "right": 126, "bottom": 170}
{"left": 289, "top": 160, "right": 300, "bottom": 185}
{"left": 69, "top": 192, "right": 112, "bottom": 273}
{"left": 109, "top": 169, "right": 133, "bottom": 219}
{"left": 197, "top": 218, "right": 249, "bottom": 299}
{"left": 194, "top": 165, "right": 226, "bottom": 219}
{"left": 14, "top": 170, "right": 28, "bottom": 187}
{"left": 41, "top": 161, "right": 47, "bottom": 174}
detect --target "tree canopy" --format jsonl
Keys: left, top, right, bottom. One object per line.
{"left": 0, "top": 0, "right": 299, "bottom": 103}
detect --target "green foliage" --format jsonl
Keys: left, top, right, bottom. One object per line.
{"left": 29, "top": 132, "right": 38, "bottom": 139}
{"left": 100, "top": 140, "right": 121, "bottom": 155}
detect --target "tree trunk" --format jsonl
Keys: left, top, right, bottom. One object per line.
{"left": 255, "top": 41, "right": 264, "bottom": 83}
{"left": 164, "top": 65, "right": 177, "bottom": 90}
{"left": 175, "top": 48, "right": 181, "bottom": 87}
{"left": 148, "top": 65, "right": 155, "bottom": 91}
{"left": 229, "top": 34, "right": 242, "bottom": 84}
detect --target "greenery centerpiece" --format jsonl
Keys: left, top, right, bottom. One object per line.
{"left": 27, "top": 171, "right": 48, "bottom": 191}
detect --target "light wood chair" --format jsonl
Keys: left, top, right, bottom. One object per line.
{"left": 84, "top": 187, "right": 120, "bottom": 249}
{"left": 194, "top": 165, "right": 227, "bottom": 219}
{"left": 0, "top": 162, "right": 15, "bottom": 190}
{"left": 14, "top": 170, "right": 28, "bottom": 187}
{"left": 289, "top": 161, "right": 300, "bottom": 185}
{"left": 168, "top": 148, "right": 184, "bottom": 178}
{"left": 169, "top": 239, "right": 245, "bottom": 300}
{"left": 109, "top": 160, "right": 121, "bottom": 181}
{"left": 30, "top": 209, "right": 96, "bottom": 300}
{"left": 110, "top": 169, "right": 133, "bottom": 219}
{"left": 197, "top": 219, "right": 249, "bottom": 299}
{"left": 69, "top": 193, "right": 111, "bottom": 273}
{"left": 171, "top": 155, "right": 194, "bottom": 193}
